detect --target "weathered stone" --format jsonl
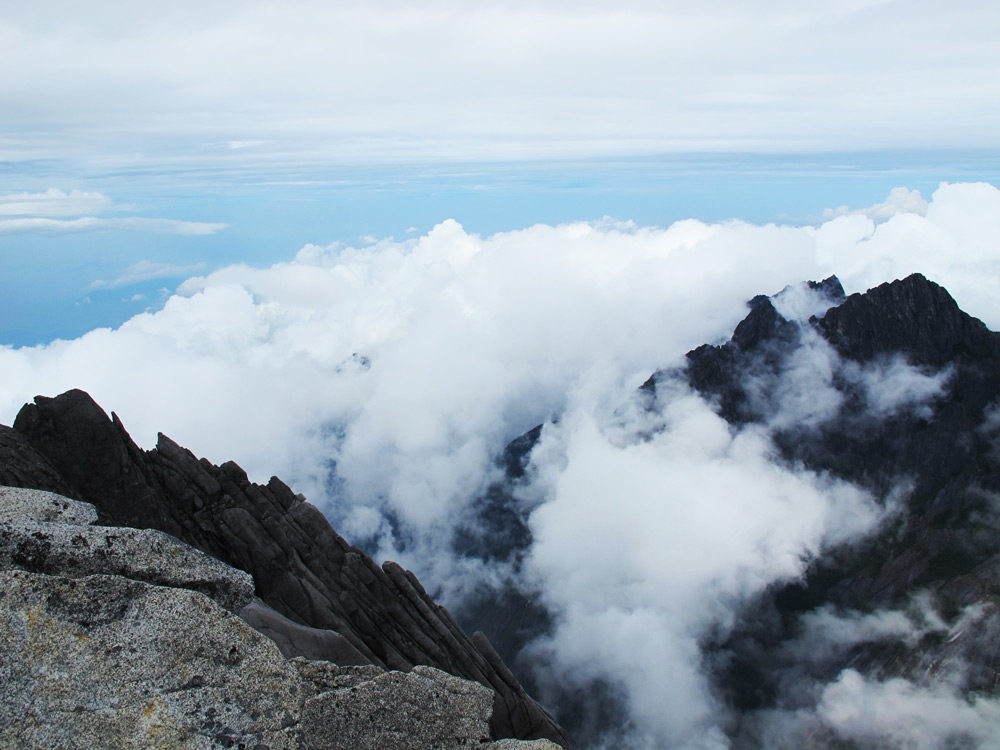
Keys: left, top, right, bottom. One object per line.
{"left": 0, "top": 485, "right": 97, "bottom": 525}
{"left": 240, "top": 598, "right": 370, "bottom": 665}
{"left": 300, "top": 665, "right": 494, "bottom": 750}
{"left": 0, "top": 517, "right": 255, "bottom": 613}
{"left": 290, "top": 656, "right": 386, "bottom": 690}
{"left": 485, "top": 741, "right": 565, "bottom": 750}
{"left": 0, "top": 569, "right": 305, "bottom": 750}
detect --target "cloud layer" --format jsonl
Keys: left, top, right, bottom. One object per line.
{"left": 3, "top": 1, "right": 999, "bottom": 172}
{"left": 2, "top": 182, "right": 999, "bottom": 747}
{"left": 0, "top": 189, "right": 227, "bottom": 236}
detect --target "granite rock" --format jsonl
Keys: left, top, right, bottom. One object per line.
{"left": 0, "top": 514, "right": 255, "bottom": 614}
{"left": 0, "top": 485, "right": 97, "bottom": 525}
{"left": 299, "top": 665, "right": 494, "bottom": 750}
{"left": 0, "top": 487, "right": 565, "bottom": 749}
{"left": 0, "top": 569, "right": 305, "bottom": 750}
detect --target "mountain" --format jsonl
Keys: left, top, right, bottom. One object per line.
{"left": 462, "top": 273, "right": 1000, "bottom": 747}
{"left": 0, "top": 390, "right": 570, "bottom": 748}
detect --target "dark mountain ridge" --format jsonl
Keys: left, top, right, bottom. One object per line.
{"left": 462, "top": 273, "right": 1000, "bottom": 746}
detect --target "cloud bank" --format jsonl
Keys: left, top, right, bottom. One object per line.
{"left": 1, "top": 182, "right": 999, "bottom": 747}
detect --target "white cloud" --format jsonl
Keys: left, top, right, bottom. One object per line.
{"left": 1, "top": 1, "right": 998, "bottom": 171}
{"left": 523, "top": 394, "right": 879, "bottom": 747}
{"left": 0, "top": 182, "right": 998, "bottom": 747}
{"left": 0, "top": 216, "right": 228, "bottom": 236}
{"left": 89, "top": 260, "right": 209, "bottom": 290}
{"left": 809, "top": 183, "right": 1000, "bottom": 330}
{"left": 817, "top": 670, "right": 1000, "bottom": 749}
{"left": 823, "top": 187, "right": 930, "bottom": 222}
{"left": 0, "top": 188, "right": 114, "bottom": 217}
{"left": 0, "top": 186, "right": 226, "bottom": 237}
{"left": 845, "top": 356, "right": 953, "bottom": 419}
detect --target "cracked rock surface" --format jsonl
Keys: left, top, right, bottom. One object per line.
{"left": 0, "top": 487, "right": 564, "bottom": 749}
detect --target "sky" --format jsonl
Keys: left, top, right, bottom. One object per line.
{"left": 4, "top": 2, "right": 1000, "bottom": 749}
{"left": 2, "top": 0, "right": 1000, "bottom": 345}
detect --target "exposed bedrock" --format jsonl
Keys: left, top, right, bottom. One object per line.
{"left": 0, "top": 486, "right": 564, "bottom": 749}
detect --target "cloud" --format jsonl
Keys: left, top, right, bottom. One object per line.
{"left": 88, "top": 260, "right": 209, "bottom": 290}
{"left": 0, "top": 188, "right": 115, "bottom": 217}
{"left": 0, "top": 183, "right": 998, "bottom": 747}
{"left": 2, "top": 1, "right": 999, "bottom": 173}
{"left": 817, "top": 670, "right": 1000, "bottom": 749}
{"left": 0, "top": 187, "right": 226, "bottom": 236}
{"left": 845, "top": 356, "right": 953, "bottom": 419}
{"left": 823, "top": 187, "right": 929, "bottom": 223}
{"left": 0, "top": 216, "right": 228, "bottom": 236}
{"left": 522, "top": 393, "right": 880, "bottom": 748}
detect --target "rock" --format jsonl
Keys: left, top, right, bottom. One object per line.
{"left": 290, "top": 657, "right": 386, "bottom": 690}
{"left": 240, "top": 598, "right": 370, "bottom": 665}
{"left": 0, "top": 569, "right": 305, "bottom": 750}
{"left": 681, "top": 274, "right": 1000, "bottom": 727}
{"left": 3, "top": 390, "right": 571, "bottom": 747}
{"left": 0, "top": 513, "right": 256, "bottom": 614}
{"left": 818, "top": 273, "right": 1000, "bottom": 367}
{"left": 0, "top": 488, "right": 567, "bottom": 750}
{"left": 299, "top": 665, "right": 494, "bottom": 750}
{"left": 0, "top": 425, "right": 80, "bottom": 499}
{"left": 0, "top": 485, "right": 97, "bottom": 525}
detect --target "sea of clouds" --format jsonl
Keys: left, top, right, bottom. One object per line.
{"left": 2, "top": 181, "right": 1000, "bottom": 748}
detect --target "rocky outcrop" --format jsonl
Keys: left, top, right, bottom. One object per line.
{"left": 0, "top": 392, "right": 568, "bottom": 747}
{"left": 0, "top": 488, "right": 255, "bottom": 614}
{"left": 0, "top": 486, "right": 563, "bottom": 749}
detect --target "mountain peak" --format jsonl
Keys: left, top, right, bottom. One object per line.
{"left": 818, "top": 273, "right": 998, "bottom": 367}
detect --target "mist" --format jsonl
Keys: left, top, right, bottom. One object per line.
{"left": 2, "top": 182, "right": 1000, "bottom": 747}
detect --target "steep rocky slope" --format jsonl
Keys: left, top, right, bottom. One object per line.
{"left": 0, "top": 394, "right": 569, "bottom": 748}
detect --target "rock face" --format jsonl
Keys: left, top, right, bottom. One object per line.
{"left": 0, "top": 397, "right": 569, "bottom": 747}
{"left": 0, "top": 486, "right": 563, "bottom": 749}
{"left": 696, "top": 276, "right": 1000, "bottom": 719}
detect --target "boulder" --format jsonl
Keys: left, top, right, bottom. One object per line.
{"left": 0, "top": 487, "right": 255, "bottom": 614}
{"left": 0, "top": 487, "right": 566, "bottom": 749}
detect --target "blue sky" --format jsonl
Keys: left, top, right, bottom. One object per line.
{"left": 2, "top": 0, "right": 999, "bottom": 346}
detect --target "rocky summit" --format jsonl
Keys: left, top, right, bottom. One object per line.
{"left": 0, "top": 404, "right": 569, "bottom": 749}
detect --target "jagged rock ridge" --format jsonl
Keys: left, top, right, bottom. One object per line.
{"left": 0, "top": 393, "right": 569, "bottom": 747}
